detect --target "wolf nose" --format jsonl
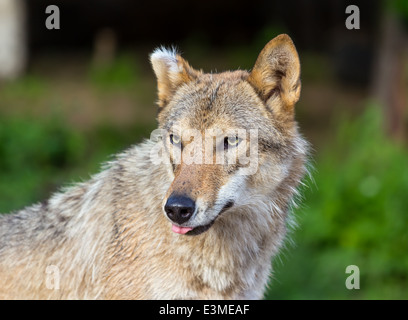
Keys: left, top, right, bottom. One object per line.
{"left": 164, "top": 195, "right": 195, "bottom": 225}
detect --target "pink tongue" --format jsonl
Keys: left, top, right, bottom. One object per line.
{"left": 172, "top": 225, "right": 193, "bottom": 234}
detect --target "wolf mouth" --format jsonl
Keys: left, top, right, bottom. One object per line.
{"left": 185, "top": 201, "right": 234, "bottom": 236}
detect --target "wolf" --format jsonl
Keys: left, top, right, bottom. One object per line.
{"left": 0, "top": 34, "right": 308, "bottom": 299}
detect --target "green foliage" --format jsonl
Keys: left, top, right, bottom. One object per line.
{"left": 266, "top": 106, "right": 408, "bottom": 299}
{"left": 393, "top": 0, "right": 408, "bottom": 20}
{"left": 0, "top": 117, "right": 80, "bottom": 212}
{"left": 0, "top": 75, "right": 49, "bottom": 101}
{"left": 0, "top": 117, "right": 153, "bottom": 213}
{"left": 88, "top": 54, "right": 141, "bottom": 89}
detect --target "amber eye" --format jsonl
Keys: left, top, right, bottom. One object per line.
{"left": 170, "top": 134, "right": 181, "bottom": 146}
{"left": 224, "top": 136, "right": 240, "bottom": 150}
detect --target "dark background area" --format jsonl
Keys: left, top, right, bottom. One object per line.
{"left": 27, "top": 0, "right": 380, "bottom": 85}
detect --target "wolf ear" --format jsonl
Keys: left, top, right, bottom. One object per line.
{"left": 150, "top": 47, "right": 201, "bottom": 108}
{"left": 247, "top": 34, "right": 301, "bottom": 117}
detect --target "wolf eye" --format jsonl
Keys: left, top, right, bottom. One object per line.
{"left": 170, "top": 134, "right": 181, "bottom": 146}
{"left": 224, "top": 136, "right": 240, "bottom": 150}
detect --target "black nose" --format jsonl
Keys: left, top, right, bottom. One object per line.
{"left": 164, "top": 195, "right": 195, "bottom": 224}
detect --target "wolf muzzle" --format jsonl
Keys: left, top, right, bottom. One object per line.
{"left": 164, "top": 194, "right": 196, "bottom": 225}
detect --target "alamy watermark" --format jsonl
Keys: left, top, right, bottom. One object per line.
{"left": 345, "top": 5, "right": 360, "bottom": 30}
{"left": 45, "top": 5, "right": 60, "bottom": 30}
{"left": 45, "top": 265, "right": 60, "bottom": 290}
{"left": 149, "top": 128, "right": 259, "bottom": 176}
{"left": 345, "top": 265, "right": 360, "bottom": 290}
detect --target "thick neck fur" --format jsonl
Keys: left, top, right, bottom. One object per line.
{"left": 0, "top": 136, "right": 307, "bottom": 300}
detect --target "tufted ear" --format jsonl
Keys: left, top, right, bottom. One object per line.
{"left": 150, "top": 47, "right": 201, "bottom": 108}
{"left": 247, "top": 34, "right": 301, "bottom": 118}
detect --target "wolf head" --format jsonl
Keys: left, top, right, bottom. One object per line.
{"left": 150, "top": 34, "right": 306, "bottom": 236}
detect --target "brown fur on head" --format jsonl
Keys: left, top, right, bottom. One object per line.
{"left": 150, "top": 34, "right": 301, "bottom": 118}
{"left": 150, "top": 47, "right": 202, "bottom": 108}
{"left": 247, "top": 34, "right": 301, "bottom": 118}
{"left": 150, "top": 34, "right": 304, "bottom": 235}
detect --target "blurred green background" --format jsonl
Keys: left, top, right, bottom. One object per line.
{"left": 0, "top": 0, "right": 407, "bottom": 299}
